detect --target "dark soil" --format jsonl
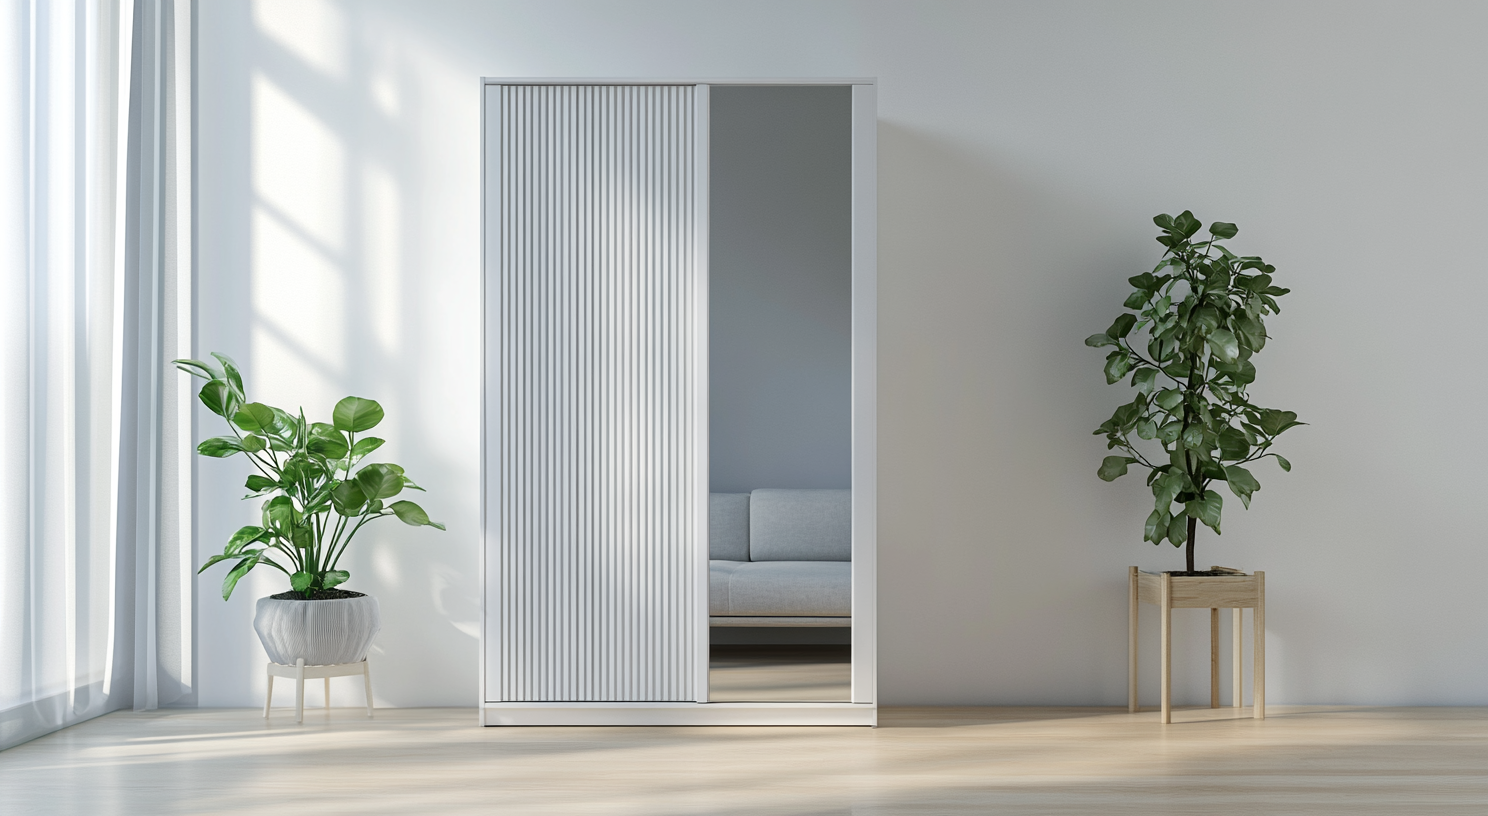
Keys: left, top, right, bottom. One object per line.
{"left": 1162, "top": 570, "right": 1240, "bottom": 577}
{"left": 269, "top": 589, "right": 367, "bottom": 601}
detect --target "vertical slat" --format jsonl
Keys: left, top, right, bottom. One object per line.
{"left": 1127, "top": 566, "right": 1138, "bottom": 713}
{"left": 1233, "top": 607, "right": 1243, "bottom": 708}
{"left": 489, "top": 84, "right": 695, "bottom": 702}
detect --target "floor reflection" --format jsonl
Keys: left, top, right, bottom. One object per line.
{"left": 709, "top": 644, "right": 851, "bottom": 702}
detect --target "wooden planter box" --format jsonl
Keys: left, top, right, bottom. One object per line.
{"left": 1129, "top": 566, "right": 1265, "bottom": 723}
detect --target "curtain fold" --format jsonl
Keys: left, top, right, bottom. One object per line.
{"left": 0, "top": 0, "right": 193, "bottom": 752}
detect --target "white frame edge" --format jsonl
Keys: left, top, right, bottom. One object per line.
{"left": 478, "top": 81, "right": 501, "bottom": 724}
{"left": 484, "top": 702, "right": 876, "bottom": 727}
{"left": 482, "top": 77, "right": 876, "bottom": 86}
{"left": 850, "top": 83, "right": 878, "bottom": 705}
{"left": 692, "top": 84, "right": 712, "bottom": 703}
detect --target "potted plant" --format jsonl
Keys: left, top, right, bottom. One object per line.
{"left": 176, "top": 353, "right": 444, "bottom": 667}
{"left": 1087, "top": 212, "right": 1301, "bottom": 573}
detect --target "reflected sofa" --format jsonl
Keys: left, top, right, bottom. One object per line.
{"left": 708, "top": 489, "right": 851, "bottom": 626}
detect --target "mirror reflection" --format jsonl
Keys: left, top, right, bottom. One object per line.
{"left": 707, "top": 85, "right": 853, "bottom": 702}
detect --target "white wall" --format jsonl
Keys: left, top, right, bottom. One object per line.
{"left": 710, "top": 85, "right": 853, "bottom": 494}
{"left": 196, "top": 0, "right": 1488, "bottom": 707}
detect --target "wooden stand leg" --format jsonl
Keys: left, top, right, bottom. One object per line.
{"left": 1254, "top": 572, "right": 1265, "bottom": 720}
{"left": 1209, "top": 608, "right": 1220, "bottom": 708}
{"left": 1232, "top": 608, "right": 1243, "bottom": 708}
{"left": 1128, "top": 567, "right": 1139, "bottom": 713}
{"left": 324, "top": 677, "right": 331, "bottom": 708}
{"left": 363, "top": 660, "right": 375, "bottom": 718}
{"left": 264, "top": 665, "right": 273, "bottom": 718}
{"left": 1160, "top": 573, "right": 1172, "bottom": 724}
{"left": 295, "top": 658, "right": 306, "bottom": 725}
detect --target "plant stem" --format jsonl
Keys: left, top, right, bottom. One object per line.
{"left": 1186, "top": 514, "right": 1197, "bottom": 573}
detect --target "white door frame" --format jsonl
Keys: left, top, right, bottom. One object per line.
{"left": 480, "top": 77, "right": 877, "bottom": 726}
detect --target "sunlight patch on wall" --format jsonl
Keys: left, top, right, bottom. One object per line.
{"left": 252, "top": 0, "right": 347, "bottom": 79}
{"left": 363, "top": 162, "right": 402, "bottom": 352}
{"left": 252, "top": 74, "right": 346, "bottom": 252}
{"left": 250, "top": 208, "right": 344, "bottom": 410}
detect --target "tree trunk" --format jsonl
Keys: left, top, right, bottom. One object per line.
{"left": 1185, "top": 514, "right": 1197, "bottom": 573}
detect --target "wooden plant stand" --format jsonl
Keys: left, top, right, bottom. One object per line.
{"left": 1128, "top": 566, "right": 1265, "bottom": 723}
{"left": 264, "top": 658, "right": 374, "bottom": 724}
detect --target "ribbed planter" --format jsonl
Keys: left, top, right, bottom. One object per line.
{"left": 253, "top": 594, "right": 381, "bottom": 666}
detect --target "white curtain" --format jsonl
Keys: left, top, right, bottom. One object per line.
{"left": 0, "top": 0, "right": 193, "bottom": 751}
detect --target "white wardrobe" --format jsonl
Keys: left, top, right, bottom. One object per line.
{"left": 480, "top": 79, "right": 877, "bottom": 726}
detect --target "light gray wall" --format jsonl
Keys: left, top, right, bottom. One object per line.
{"left": 196, "top": 0, "right": 1488, "bottom": 707}
{"left": 710, "top": 86, "right": 852, "bottom": 493}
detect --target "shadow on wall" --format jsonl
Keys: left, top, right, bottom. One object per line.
{"left": 873, "top": 120, "right": 1210, "bottom": 705}
{"left": 197, "top": 0, "right": 478, "bottom": 707}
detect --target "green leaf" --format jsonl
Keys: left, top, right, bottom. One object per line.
{"left": 1188, "top": 491, "right": 1223, "bottom": 533}
{"left": 263, "top": 495, "right": 298, "bottom": 533}
{"left": 197, "top": 436, "right": 245, "bottom": 457}
{"left": 1144, "top": 509, "right": 1170, "bottom": 543}
{"left": 1181, "top": 425, "right": 1206, "bottom": 450}
{"left": 291, "top": 571, "right": 314, "bottom": 593}
{"left": 226, "top": 525, "right": 270, "bottom": 555}
{"left": 1166, "top": 511, "right": 1189, "bottom": 546}
{"left": 199, "top": 550, "right": 254, "bottom": 574}
{"left": 323, "top": 570, "right": 350, "bottom": 589}
{"left": 1132, "top": 367, "right": 1157, "bottom": 396}
{"left": 211, "top": 352, "right": 246, "bottom": 399}
{"left": 245, "top": 475, "right": 278, "bottom": 494}
{"left": 1208, "top": 221, "right": 1238, "bottom": 239}
{"left": 1208, "top": 329, "right": 1240, "bottom": 363}
{"left": 1153, "top": 213, "right": 1175, "bottom": 230}
{"left": 333, "top": 397, "right": 385, "bottom": 433}
{"left": 1123, "top": 290, "right": 1149, "bottom": 310}
{"left": 1223, "top": 464, "right": 1260, "bottom": 509}
{"left": 232, "top": 402, "right": 278, "bottom": 433}
{"left": 198, "top": 380, "right": 237, "bottom": 418}
{"left": 1098, "top": 456, "right": 1136, "bottom": 482}
{"left": 222, "top": 554, "right": 260, "bottom": 600}
{"left": 1154, "top": 389, "right": 1184, "bottom": 411}
{"left": 1153, "top": 470, "right": 1183, "bottom": 509}
{"left": 331, "top": 480, "right": 369, "bottom": 516}
{"left": 1217, "top": 427, "right": 1251, "bottom": 460}
{"left": 307, "top": 425, "right": 350, "bottom": 460}
{"left": 1174, "top": 210, "right": 1201, "bottom": 238}
{"left": 1104, "top": 351, "right": 1133, "bottom": 385}
{"left": 1085, "top": 333, "right": 1117, "bottom": 348}
{"left": 1257, "top": 409, "right": 1300, "bottom": 436}
{"left": 1275, "top": 455, "right": 1291, "bottom": 472}
{"left": 390, "top": 500, "right": 445, "bottom": 530}
{"left": 1128, "top": 272, "right": 1158, "bottom": 290}
{"left": 239, "top": 434, "right": 267, "bottom": 453}
{"left": 1107, "top": 314, "right": 1138, "bottom": 340}
{"left": 1135, "top": 419, "right": 1158, "bottom": 440}
{"left": 1192, "top": 306, "right": 1221, "bottom": 336}
{"left": 173, "top": 358, "right": 223, "bottom": 380}
{"left": 350, "top": 437, "right": 385, "bottom": 460}
{"left": 356, "top": 463, "right": 405, "bottom": 500}
{"left": 1157, "top": 421, "right": 1182, "bottom": 444}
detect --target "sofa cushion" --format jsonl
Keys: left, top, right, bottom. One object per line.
{"left": 709, "top": 560, "right": 851, "bottom": 617}
{"left": 748, "top": 489, "right": 851, "bottom": 562}
{"left": 709, "top": 493, "right": 751, "bottom": 561}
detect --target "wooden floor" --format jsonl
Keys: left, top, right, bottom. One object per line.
{"left": 3, "top": 706, "right": 1488, "bottom": 814}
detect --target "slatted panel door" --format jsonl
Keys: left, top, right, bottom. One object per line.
{"left": 483, "top": 83, "right": 705, "bottom": 703}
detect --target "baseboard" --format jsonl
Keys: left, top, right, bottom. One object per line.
{"left": 481, "top": 701, "right": 876, "bottom": 726}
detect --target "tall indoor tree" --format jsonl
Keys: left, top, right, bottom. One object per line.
{"left": 1088, "top": 212, "right": 1301, "bottom": 573}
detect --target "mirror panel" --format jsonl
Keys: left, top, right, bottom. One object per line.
{"left": 707, "top": 85, "right": 854, "bottom": 703}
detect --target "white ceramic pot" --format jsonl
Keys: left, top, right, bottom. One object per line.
{"left": 253, "top": 594, "right": 381, "bottom": 666}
